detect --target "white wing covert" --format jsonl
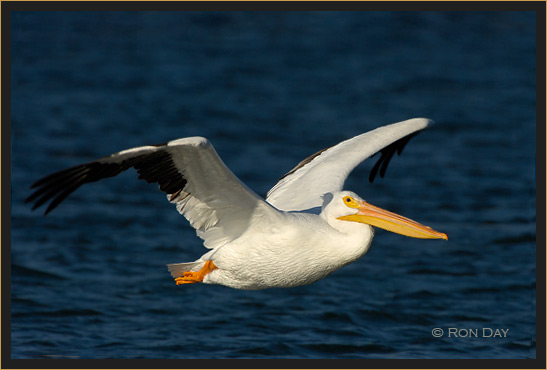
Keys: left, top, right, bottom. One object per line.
{"left": 26, "top": 137, "right": 280, "bottom": 250}
{"left": 266, "top": 118, "right": 433, "bottom": 212}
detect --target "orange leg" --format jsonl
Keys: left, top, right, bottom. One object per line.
{"left": 174, "top": 260, "right": 217, "bottom": 285}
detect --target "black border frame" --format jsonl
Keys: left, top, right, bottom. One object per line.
{"left": 2, "top": 1, "right": 545, "bottom": 369}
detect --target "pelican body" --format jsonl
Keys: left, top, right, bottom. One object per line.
{"left": 27, "top": 118, "right": 447, "bottom": 290}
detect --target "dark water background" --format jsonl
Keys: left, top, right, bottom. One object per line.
{"left": 10, "top": 11, "right": 536, "bottom": 359}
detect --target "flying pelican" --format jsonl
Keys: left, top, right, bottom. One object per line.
{"left": 26, "top": 118, "right": 447, "bottom": 290}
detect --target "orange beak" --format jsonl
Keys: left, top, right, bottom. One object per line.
{"left": 337, "top": 200, "right": 448, "bottom": 240}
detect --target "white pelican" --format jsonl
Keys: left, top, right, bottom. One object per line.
{"left": 27, "top": 118, "right": 447, "bottom": 290}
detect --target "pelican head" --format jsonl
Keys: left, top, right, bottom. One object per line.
{"left": 323, "top": 191, "right": 448, "bottom": 240}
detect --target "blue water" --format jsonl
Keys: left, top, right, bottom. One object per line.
{"left": 10, "top": 11, "right": 536, "bottom": 359}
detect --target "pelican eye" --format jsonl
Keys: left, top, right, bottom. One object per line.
{"left": 343, "top": 195, "right": 360, "bottom": 208}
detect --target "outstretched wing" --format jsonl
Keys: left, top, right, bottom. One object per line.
{"left": 266, "top": 118, "right": 433, "bottom": 211}
{"left": 26, "top": 137, "right": 279, "bottom": 249}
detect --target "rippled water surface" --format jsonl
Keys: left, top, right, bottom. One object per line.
{"left": 10, "top": 11, "right": 536, "bottom": 359}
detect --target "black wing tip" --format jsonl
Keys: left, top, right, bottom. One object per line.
{"left": 25, "top": 186, "right": 65, "bottom": 216}
{"left": 26, "top": 148, "right": 187, "bottom": 216}
{"left": 43, "top": 204, "right": 57, "bottom": 216}
{"left": 24, "top": 196, "right": 51, "bottom": 216}
{"left": 368, "top": 130, "right": 423, "bottom": 184}
{"left": 368, "top": 163, "right": 379, "bottom": 183}
{"left": 28, "top": 194, "right": 63, "bottom": 216}
{"left": 25, "top": 189, "right": 46, "bottom": 211}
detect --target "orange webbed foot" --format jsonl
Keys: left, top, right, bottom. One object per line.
{"left": 174, "top": 260, "right": 217, "bottom": 285}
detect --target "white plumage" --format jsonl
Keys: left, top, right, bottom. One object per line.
{"left": 266, "top": 118, "right": 430, "bottom": 211}
{"left": 27, "top": 118, "right": 447, "bottom": 290}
